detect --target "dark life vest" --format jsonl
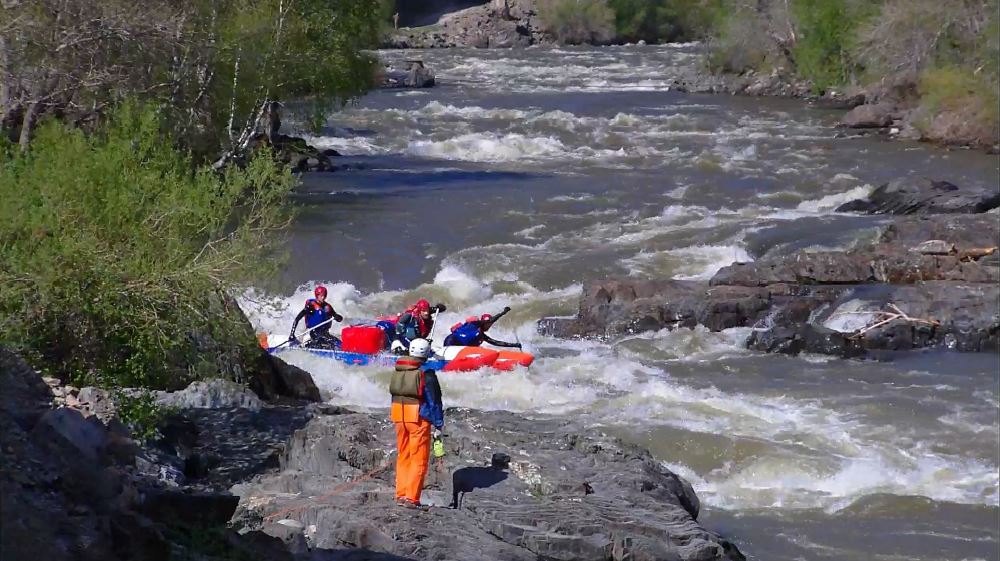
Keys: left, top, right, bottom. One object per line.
{"left": 390, "top": 357, "right": 426, "bottom": 403}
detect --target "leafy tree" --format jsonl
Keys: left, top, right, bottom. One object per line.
{"left": 1, "top": 0, "right": 383, "bottom": 161}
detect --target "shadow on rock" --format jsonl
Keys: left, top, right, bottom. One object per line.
{"left": 452, "top": 466, "right": 508, "bottom": 508}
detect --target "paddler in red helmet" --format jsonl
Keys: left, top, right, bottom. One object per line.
{"left": 443, "top": 306, "right": 521, "bottom": 348}
{"left": 288, "top": 285, "right": 344, "bottom": 349}
{"left": 391, "top": 298, "right": 447, "bottom": 353}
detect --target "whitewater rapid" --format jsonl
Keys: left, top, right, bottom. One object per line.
{"left": 247, "top": 44, "right": 999, "bottom": 561}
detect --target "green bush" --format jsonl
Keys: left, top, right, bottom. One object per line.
{"left": 0, "top": 103, "right": 294, "bottom": 390}
{"left": 537, "top": 0, "right": 616, "bottom": 44}
{"left": 707, "top": 5, "right": 779, "bottom": 74}
{"left": 609, "top": 0, "right": 723, "bottom": 43}
{"left": 790, "top": 0, "right": 873, "bottom": 90}
{"left": 916, "top": 65, "right": 1000, "bottom": 143}
{"left": 115, "top": 389, "right": 172, "bottom": 441}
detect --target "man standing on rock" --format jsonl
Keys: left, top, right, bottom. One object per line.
{"left": 389, "top": 338, "right": 444, "bottom": 508}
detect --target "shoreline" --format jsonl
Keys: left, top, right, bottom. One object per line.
{"left": 375, "top": 40, "right": 999, "bottom": 153}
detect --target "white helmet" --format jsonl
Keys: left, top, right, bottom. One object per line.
{"left": 408, "top": 338, "right": 431, "bottom": 358}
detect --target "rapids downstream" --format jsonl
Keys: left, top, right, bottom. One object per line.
{"left": 244, "top": 45, "right": 1000, "bottom": 561}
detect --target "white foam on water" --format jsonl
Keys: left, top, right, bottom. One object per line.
{"left": 547, "top": 193, "right": 595, "bottom": 202}
{"left": 796, "top": 184, "right": 875, "bottom": 213}
{"left": 416, "top": 101, "right": 532, "bottom": 120}
{"left": 670, "top": 245, "right": 753, "bottom": 280}
{"left": 513, "top": 224, "right": 547, "bottom": 239}
{"left": 406, "top": 132, "right": 568, "bottom": 162}
{"left": 621, "top": 244, "right": 752, "bottom": 280}
{"left": 301, "top": 134, "right": 386, "bottom": 156}
{"left": 241, "top": 259, "right": 999, "bottom": 512}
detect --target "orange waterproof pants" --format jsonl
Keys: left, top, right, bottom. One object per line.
{"left": 391, "top": 402, "right": 431, "bottom": 502}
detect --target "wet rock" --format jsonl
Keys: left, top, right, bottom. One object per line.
{"left": 404, "top": 60, "right": 436, "bottom": 87}
{"left": 270, "top": 355, "right": 322, "bottom": 402}
{"left": 247, "top": 133, "right": 336, "bottom": 172}
{"left": 711, "top": 250, "right": 999, "bottom": 286}
{"left": 839, "top": 102, "right": 897, "bottom": 128}
{"left": 912, "top": 240, "right": 956, "bottom": 255}
{"left": 835, "top": 178, "right": 1000, "bottom": 215}
{"left": 233, "top": 409, "right": 743, "bottom": 561}
{"left": 262, "top": 519, "right": 309, "bottom": 555}
{"left": 250, "top": 351, "right": 322, "bottom": 403}
{"left": 540, "top": 213, "right": 1000, "bottom": 358}
{"left": 156, "top": 378, "right": 263, "bottom": 411}
{"left": 878, "top": 214, "right": 999, "bottom": 250}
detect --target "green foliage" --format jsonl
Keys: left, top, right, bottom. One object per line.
{"left": 537, "top": 0, "right": 616, "bottom": 45}
{"left": 0, "top": 103, "right": 295, "bottom": 390}
{"left": 706, "top": 4, "right": 778, "bottom": 74}
{"left": 208, "top": 0, "right": 382, "bottom": 142}
{"left": 114, "top": 390, "right": 171, "bottom": 442}
{"left": 608, "top": 0, "right": 723, "bottom": 43}
{"left": 917, "top": 65, "right": 999, "bottom": 138}
{"left": 789, "top": 0, "right": 873, "bottom": 90}
{"left": 165, "top": 523, "right": 258, "bottom": 560}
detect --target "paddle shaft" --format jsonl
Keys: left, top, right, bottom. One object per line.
{"left": 274, "top": 316, "right": 338, "bottom": 349}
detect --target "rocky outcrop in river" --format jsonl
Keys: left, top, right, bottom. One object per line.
{"left": 540, "top": 180, "right": 1000, "bottom": 358}
{"left": 233, "top": 406, "right": 744, "bottom": 561}
{"left": 384, "top": 0, "right": 549, "bottom": 49}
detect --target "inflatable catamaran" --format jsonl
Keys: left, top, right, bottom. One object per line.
{"left": 260, "top": 324, "right": 534, "bottom": 372}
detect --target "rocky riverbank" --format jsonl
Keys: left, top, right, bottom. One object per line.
{"left": 2, "top": 343, "right": 745, "bottom": 561}
{"left": 232, "top": 407, "right": 743, "bottom": 560}
{"left": 539, "top": 178, "right": 1000, "bottom": 359}
{"left": 383, "top": 0, "right": 549, "bottom": 49}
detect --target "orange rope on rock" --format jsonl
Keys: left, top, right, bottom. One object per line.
{"left": 262, "top": 453, "right": 396, "bottom": 524}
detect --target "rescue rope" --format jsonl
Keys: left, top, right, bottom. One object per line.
{"left": 262, "top": 453, "right": 397, "bottom": 523}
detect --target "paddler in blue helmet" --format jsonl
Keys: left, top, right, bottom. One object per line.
{"left": 443, "top": 306, "right": 521, "bottom": 348}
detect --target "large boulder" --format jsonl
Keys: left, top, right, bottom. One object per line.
{"left": 404, "top": 61, "right": 436, "bottom": 87}
{"left": 246, "top": 345, "right": 321, "bottom": 403}
{"left": 232, "top": 409, "right": 745, "bottom": 561}
{"left": 838, "top": 102, "right": 896, "bottom": 128}
{"left": 156, "top": 378, "right": 263, "bottom": 411}
{"left": 835, "top": 178, "right": 1000, "bottom": 215}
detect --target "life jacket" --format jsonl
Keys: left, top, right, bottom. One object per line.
{"left": 389, "top": 357, "right": 426, "bottom": 404}
{"left": 398, "top": 307, "right": 432, "bottom": 339}
{"left": 450, "top": 321, "right": 483, "bottom": 346}
{"left": 303, "top": 299, "right": 332, "bottom": 329}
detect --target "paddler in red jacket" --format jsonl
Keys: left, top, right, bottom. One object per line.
{"left": 392, "top": 299, "right": 446, "bottom": 353}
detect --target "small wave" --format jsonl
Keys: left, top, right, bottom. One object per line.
{"left": 406, "top": 132, "right": 568, "bottom": 162}
{"left": 797, "top": 184, "right": 875, "bottom": 213}
{"left": 417, "top": 100, "right": 532, "bottom": 120}
{"left": 301, "top": 134, "right": 386, "bottom": 156}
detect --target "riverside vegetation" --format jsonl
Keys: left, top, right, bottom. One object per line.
{"left": 0, "top": 0, "right": 384, "bottom": 430}
{"left": 535, "top": 0, "right": 999, "bottom": 147}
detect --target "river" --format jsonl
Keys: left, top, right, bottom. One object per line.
{"left": 244, "top": 44, "right": 1000, "bottom": 561}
